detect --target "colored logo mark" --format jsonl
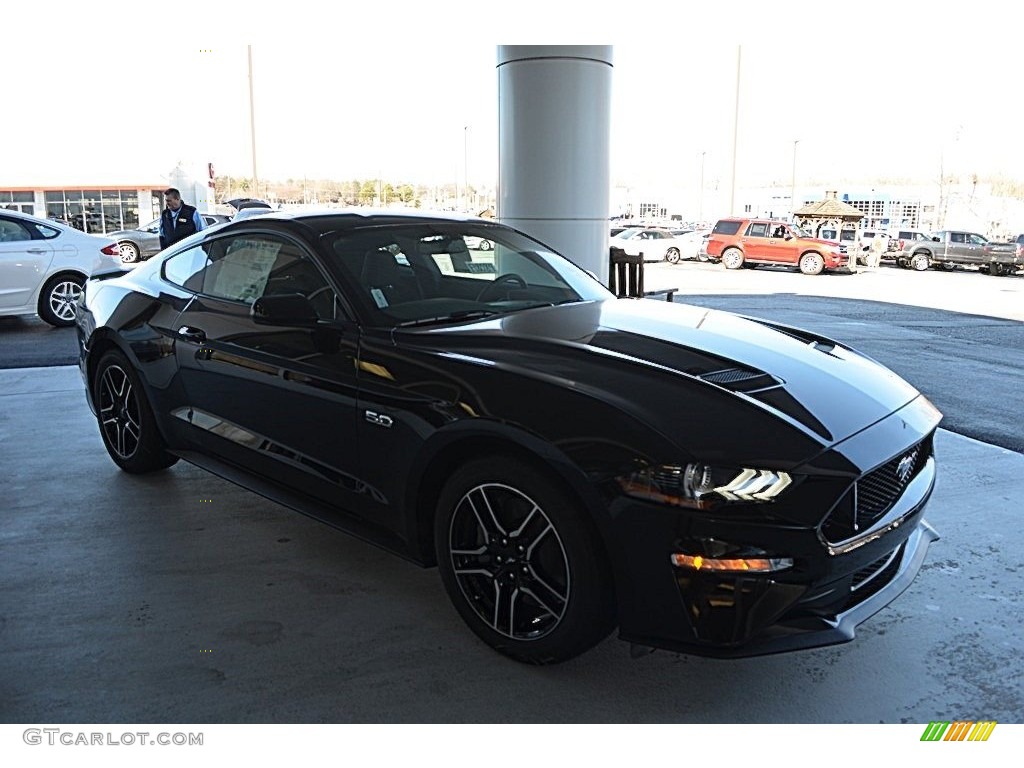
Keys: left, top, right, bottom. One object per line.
{"left": 920, "top": 721, "right": 997, "bottom": 741}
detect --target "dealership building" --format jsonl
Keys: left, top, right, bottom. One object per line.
{"left": 1, "top": 164, "right": 217, "bottom": 235}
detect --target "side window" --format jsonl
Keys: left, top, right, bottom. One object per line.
{"left": 712, "top": 220, "right": 741, "bottom": 235}
{"left": 949, "top": 232, "right": 966, "bottom": 244}
{"left": 203, "top": 234, "right": 338, "bottom": 319}
{"left": 967, "top": 234, "right": 987, "bottom": 245}
{"left": 746, "top": 222, "right": 768, "bottom": 238}
{"left": 33, "top": 223, "right": 60, "bottom": 239}
{"left": 0, "top": 217, "right": 32, "bottom": 242}
{"left": 163, "top": 243, "right": 213, "bottom": 292}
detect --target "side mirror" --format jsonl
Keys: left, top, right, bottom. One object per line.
{"left": 784, "top": 234, "right": 793, "bottom": 241}
{"left": 931, "top": 236, "right": 941, "bottom": 242}
{"left": 251, "top": 293, "right": 319, "bottom": 326}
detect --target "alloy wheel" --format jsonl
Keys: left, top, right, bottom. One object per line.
{"left": 48, "top": 280, "right": 83, "bottom": 322}
{"left": 448, "top": 483, "right": 570, "bottom": 641}
{"left": 98, "top": 364, "right": 142, "bottom": 460}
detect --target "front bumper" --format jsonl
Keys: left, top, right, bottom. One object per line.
{"left": 606, "top": 407, "right": 940, "bottom": 658}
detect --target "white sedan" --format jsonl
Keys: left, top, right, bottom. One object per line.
{"left": 610, "top": 227, "right": 693, "bottom": 263}
{"left": 0, "top": 209, "right": 121, "bottom": 326}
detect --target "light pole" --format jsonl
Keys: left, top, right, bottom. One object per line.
{"left": 790, "top": 139, "right": 800, "bottom": 221}
{"left": 463, "top": 125, "right": 469, "bottom": 212}
{"left": 729, "top": 46, "right": 741, "bottom": 217}
{"left": 247, "top": 45, "right": 258, "bottom": 200}
{"left": 698, "top": 151, "right": 706, "bottom": 223}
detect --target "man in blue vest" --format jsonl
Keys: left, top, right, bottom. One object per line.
{"left": 159, "top": 188, "right": 206, "bottom": 249}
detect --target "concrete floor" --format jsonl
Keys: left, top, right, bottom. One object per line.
{"left": 2, "top": 365, "right": 1022, "bottom": 723}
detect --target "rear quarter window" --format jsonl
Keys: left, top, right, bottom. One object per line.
{"left": 712, "top": 220, "right": 742, "bottom": 235}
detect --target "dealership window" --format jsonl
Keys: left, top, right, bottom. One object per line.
{"left": 41, "top": 189, "right": 141, "bottom": 233}
{"left": 0, "top": 191, "right": 35, "bottom": 216}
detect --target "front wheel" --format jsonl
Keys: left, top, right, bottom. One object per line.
{"left": 38, "top": 273, "right": 85, "bottom": 327}
{"left": 434, "top": 457, "right": 616, "bottom": 664}
{"left": 92, "top": 350, "right": 179, "bottom": 473}
{"left": 799, "top": 252, "right": 825, "bottom": 275}
{"left": 911, "top": 253, "right": 930, "bottom": 271}
{"left": 665, "top": 247, "right": 681, "bottom": 264}
{"left": 721, "top": 247, "right": 744, "bottom": 270}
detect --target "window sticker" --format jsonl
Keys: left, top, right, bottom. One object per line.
{"left": 371, "top": 288, "right": 389, "bottom": 308}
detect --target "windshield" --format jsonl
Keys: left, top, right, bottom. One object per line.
{"left": 611, "top": 228, "right": 642, "bottom": 240}
{"left": 324, "top": 223, "right": 613, "bottom": 326}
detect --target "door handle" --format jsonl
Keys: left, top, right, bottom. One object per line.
{"left": 177, "top": 325, "right": 207, "bottom": 343}
{"left": 26, "top": 248, "right": 48, "bottom": 254}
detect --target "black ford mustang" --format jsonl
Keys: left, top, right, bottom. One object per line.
{"left": 75, "top": 210, "right": 941, "bottom": 664}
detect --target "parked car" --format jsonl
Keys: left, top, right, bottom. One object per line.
{"left": 855, "top": 229, "right": 896, "bottom": 254}
{"left": 231, "top": 207, "right": 277, "bottom": 222}
{"left": 110, "top": 214, "right": 231, "bottom": 263}
{"left": 980, "top": 234, "right": 1024, "bottom": 276}
{"left": 610, "top": 227, "right": 691, "bottom": 263}
{"left": 464, "top": 235, "right": 493, "bottom": 251}
{"left": 897, "top": 230, "right": 1022, "bottom": 274}
{"left": 76, "top": 210, "right": 941, "bottom": 663}
{"left": 890, "top": 228, "right": 932, "bottom": 255}
{"left": 0, "top": 209, "right": 121, "bottom": 326}
{"left": 705, "top": 218, "right": 849, "bottom": 274}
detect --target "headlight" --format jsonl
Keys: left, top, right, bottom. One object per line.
{"left": 617, "top": 463, "right": 792, "bottom": 509}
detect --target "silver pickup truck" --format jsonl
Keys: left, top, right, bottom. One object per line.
{"left": 982, "top": 234, "right": 1024, "bottom": 276}
{"left": 898, "top": 230, "right": 1024, "bottom": 275}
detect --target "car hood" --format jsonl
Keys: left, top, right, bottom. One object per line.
{"left": 418, "top": 299, "right": 921, "bottom": 449}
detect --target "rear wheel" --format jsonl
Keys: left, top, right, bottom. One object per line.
{"left": 92, "top": 350, "right": 179, "bottom": 473}
{"left": 434, "top": 457, "right": 616, "bottom": 664}
{"left": 722, "top": 248, "right": 744, "bottom": 270}
{"left": 941, "top": 262, "right": 957, "bottom": 271}
{"left": 118, "top": 241, "right": 141, "bottom": 263}
{"left": 799, "top": 252, "right": 825, "bottom": 275}
{"left": 665, "top": 247, "right": 681, "bottom": 264}
{"left": 990, "top": 263, "right": 1006, "bottom": 276}
{"left": 38, "top": 273, "right": 85, "bottom": 327}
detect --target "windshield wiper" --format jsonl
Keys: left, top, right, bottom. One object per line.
{"left": 396, "top": 310, "right": 501, "bottom": 328}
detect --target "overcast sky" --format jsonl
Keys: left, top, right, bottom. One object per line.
{"left": 3, "top": 1, "right": 1019, "bottom": 191}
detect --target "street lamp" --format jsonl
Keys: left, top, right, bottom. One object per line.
{"left": 790, "top": 139, "right": 800, "bottom": 222}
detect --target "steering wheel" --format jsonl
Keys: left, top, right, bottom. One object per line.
{"left": 475, "top": 273, "right": 528, "bottom": 302}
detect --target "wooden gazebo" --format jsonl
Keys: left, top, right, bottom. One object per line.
{"left": 794, "top": 191, "right": 863, "bottom": 240}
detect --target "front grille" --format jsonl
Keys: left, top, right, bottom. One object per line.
{"left": 820, "top": 435, "right": 932, "bottom": 544}
{"left": 857, "top": 440, "right": 930, "bottom": 525}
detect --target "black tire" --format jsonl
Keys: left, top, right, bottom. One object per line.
{"left": 434, "top": 456, "right": 616, "bottom": 664}
{"left": 118, "top": 241, "right": 141, "bottom": 263}
{"left": 721, "top": 247, "right": 744, "bottom": 270}
{"left": 941, "top": 262, "right": 957, "bottom": 271}
{"left": 665, "top": 247, "right": 681, "bottom": 264}
{"left": 37, "top": 273, "right": 85, "bottom": 327}
{"left": 799, "top": 252, "right": 825, "bottom": 275}
{"left": 92, "top": 349, "right": 179, "bottom": 473}
{"left": 989, "top": 263, "right": 1006, "bottom": 277}
{"left": 910, "top": 253, "right": 930, "bottom": 271}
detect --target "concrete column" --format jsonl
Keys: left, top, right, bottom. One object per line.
{"left": 497, "top": 46, "right": 612, "bottom": 283}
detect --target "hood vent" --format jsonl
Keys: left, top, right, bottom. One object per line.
{"left": 700, "top": 366, "right": 780, "bottom": 394}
